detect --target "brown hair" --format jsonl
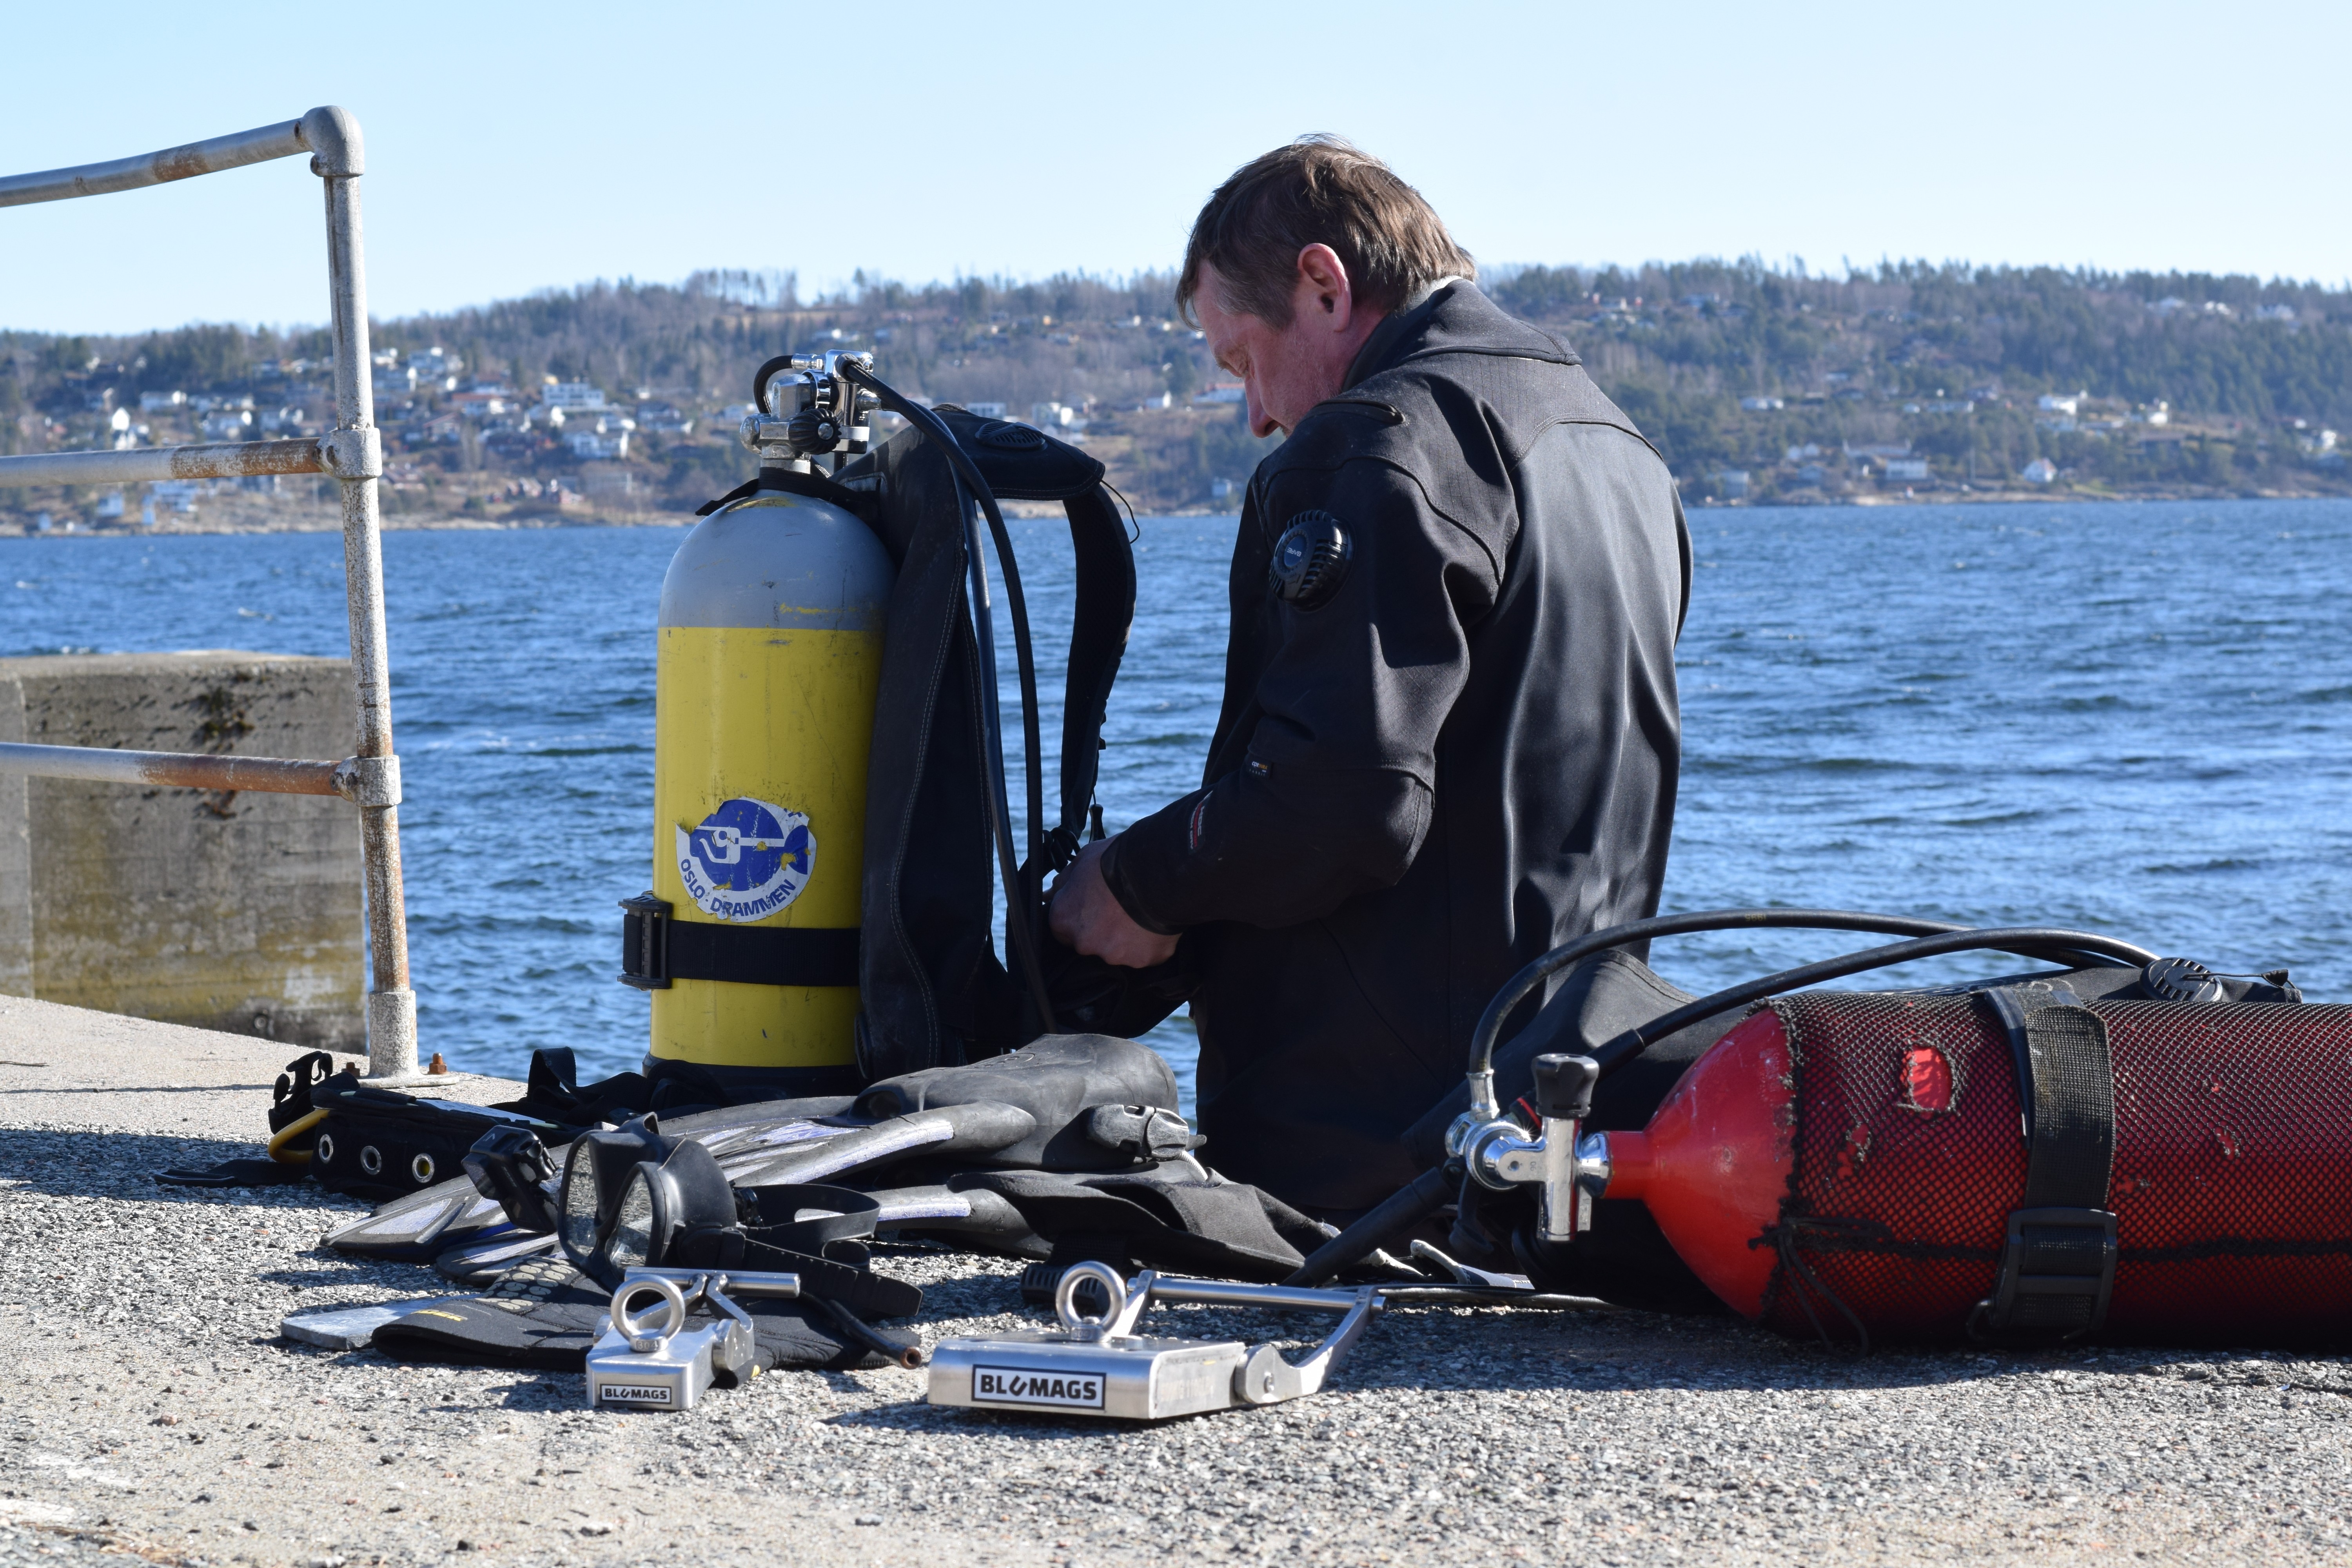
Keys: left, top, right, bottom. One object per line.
{"left": 1177, "top": 135, "right": 1475, "bottom": 328}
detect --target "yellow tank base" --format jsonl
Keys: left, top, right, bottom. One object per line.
{"left": 647, "top": 980, "right": 858, "bottom": 1071}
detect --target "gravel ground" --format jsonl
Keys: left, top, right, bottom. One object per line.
{"left": 4, "top": 1000, "right": 2350, "bottom": 1567}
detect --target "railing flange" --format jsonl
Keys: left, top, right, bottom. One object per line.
{"left": 318, "top": 426, "right": 382, "bottom": 481}
{"left": 330, "top": 754, "right": 402, "bottom": 809}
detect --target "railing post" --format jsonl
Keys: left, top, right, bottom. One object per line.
{"left": 307, "top": 107, "right": 418, "bottom": 1083}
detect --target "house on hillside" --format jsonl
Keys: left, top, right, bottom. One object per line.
{"left": 542, "top": 381, "right": 609, "bottom": 412}
{"left": 566, "top": 430, "right": 629, "bottom": 460}
{"left": 2022, "top": 457, "right": 2058, "bottom": 484}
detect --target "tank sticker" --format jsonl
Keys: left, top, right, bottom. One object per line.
{"left": 675, "top": 797, "right": 816, "bottom": 922}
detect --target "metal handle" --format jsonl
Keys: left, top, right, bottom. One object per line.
{"left": 1083, "top": 1268, "right": 1384, "bottom": 1406}
{"left": 1236, "top": 1287, "right": 1380, "bottom": 1406}
{"left": 1145, "top": 1278, "right": 1366, "bottom": 1312}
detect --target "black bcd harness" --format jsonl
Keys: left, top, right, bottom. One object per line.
{"left": 622, "top": 408, "right": 1185, "bottom": 1085}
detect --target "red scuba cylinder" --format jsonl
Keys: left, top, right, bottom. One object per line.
{"left": 1599, "top": 992, "right": 2352, "bottom": 1345}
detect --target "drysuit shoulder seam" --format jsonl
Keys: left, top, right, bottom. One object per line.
{"left": 1373, "top": 343, "right": 1583, "bottom": 374}
{"left": 1513, "top": 415, "right": 1670, "bottom": 474}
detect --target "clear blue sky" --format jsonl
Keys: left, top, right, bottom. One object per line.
{"left": 3, "top": 1, "right": 2343, "bottom": 335}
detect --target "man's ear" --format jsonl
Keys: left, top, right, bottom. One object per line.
{"left": 1295, "top": 243, "right": 1354, "bottom": 330}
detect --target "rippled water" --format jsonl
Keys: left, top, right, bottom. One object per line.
{"left": 4, "top": 497, "right": 2346, "bottom": 1107}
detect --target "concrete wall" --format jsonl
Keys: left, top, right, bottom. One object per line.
{"left": 0, "top": 652, "right": 365, "bottom": 1049}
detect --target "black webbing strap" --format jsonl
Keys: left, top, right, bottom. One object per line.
{"left": 618, "top": 894, "right": 859, "bottom": 991}
{"left": 737, "top": 1183, "right": 883, "bottom": 1253}
{"left": 1973, "top": 987, "right": 2119, "bottom": 1343}
{"left": 693, "top": 466, "right": 869, "bottom": 517}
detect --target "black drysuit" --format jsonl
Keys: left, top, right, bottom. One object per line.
{"left": 1101, "top": 281, "right": 1692, "bottom": 1214}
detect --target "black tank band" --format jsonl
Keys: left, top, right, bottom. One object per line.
{"left": 619, "top": 894, "right": 860, "bottom": 990}
{"left": 1971, "top": 987, "right": 2120, "bottom": 1343}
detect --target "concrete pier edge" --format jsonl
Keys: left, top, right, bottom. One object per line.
{"left": 3, "top": 997, "right": 2346, "bottom": 1567}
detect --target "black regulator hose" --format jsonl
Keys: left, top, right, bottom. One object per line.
{"left": 972, "top": 491, "right": 1049, "bottom": 913}
{"left": 779, "top": 356, "right": 1054, "bottom": 906}
{"left": 1589, "top": 924, "right": 2159, "bottom": 1073}
{"left": 1285, "top": 1167, "right": 1454, "bottom": 1288}
{"left": 833, "top": 360, "right": 1057, "bottom": 1033}
{"left": 1465, "top": 907, "right": 2143, "bottom": 1094}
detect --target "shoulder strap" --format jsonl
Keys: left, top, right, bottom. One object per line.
{"left": 1051, "top": 484, "right": 1134, "bottom": 862}
{"left": 693, "top": 464, "right": 869, "bottom": 517}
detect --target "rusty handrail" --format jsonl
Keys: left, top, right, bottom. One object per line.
{"left": 0, "top": 438, "right": 327, "bottom": 489}
{"left": 0, "top": 743, "right": 397, "bottom": 806}
{"left": 1, "top": 107, "right": 417, "bottom": 1082}
{"left": 0, "top": 118, "right": 309, "bottom": 208}
{"left": 0, "top": 742, "right": 338, "bottom": 797}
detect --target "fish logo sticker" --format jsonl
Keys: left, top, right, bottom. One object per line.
{"left": 675, "top": 797, "right": 814, "bottom": 922}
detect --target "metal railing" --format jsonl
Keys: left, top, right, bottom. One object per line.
{"left": 0, "top": 107, "right": 417, "bottom": 1081}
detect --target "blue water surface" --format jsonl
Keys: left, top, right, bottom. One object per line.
{"left": 3, "top": 497, "right": 2346, "bottom": 1108}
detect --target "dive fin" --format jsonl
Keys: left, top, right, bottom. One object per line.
{"left": 747, "top": 1103, "right": 1036, "bottom": 1187}
{"left": 864, "top": 1182, "right": 1044, "bottom": 1256}
{"left": 434, "top": 1228, "right": 561, "bottom": 1287}
{"left": 325, "top": 1175, "right": 510, "bottom": 1263}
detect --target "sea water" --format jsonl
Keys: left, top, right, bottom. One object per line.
{"left": 4, "top": 497, "right": 2347, "bottom": 1110}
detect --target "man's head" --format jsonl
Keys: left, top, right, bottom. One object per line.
{"left": 1180, "top": 136, "right": 1474, "bottom": 437}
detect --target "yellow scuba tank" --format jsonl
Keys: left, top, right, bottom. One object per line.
{"left": 638, "top": 481, "right": 893, "bottom": 1088}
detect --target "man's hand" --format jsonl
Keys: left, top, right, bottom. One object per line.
{"left": 1049, "top": 837, "right": 1180, "bottom": 969}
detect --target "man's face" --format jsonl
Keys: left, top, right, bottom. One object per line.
{"left": 1193, "top": 253, "right": 1377, "bottom": 439}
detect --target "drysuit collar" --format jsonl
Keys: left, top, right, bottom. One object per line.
{"left": 1341, "top": 277, "right": 1583, "bottom": 393}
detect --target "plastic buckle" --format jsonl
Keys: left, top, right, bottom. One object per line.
{"left": 1972, "top": 1206, "right": 2118, "bottom": 1343}
{"left": 619, "top": 893, "right": 673, "bottom": 991}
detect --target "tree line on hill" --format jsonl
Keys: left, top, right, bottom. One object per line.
{"left": 4, "top": 257, "right": 2346, "bottom": 512}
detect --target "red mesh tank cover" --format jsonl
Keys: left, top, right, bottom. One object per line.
{"left": 1723, "top": 993, "right": 2352, "bottom": 1346}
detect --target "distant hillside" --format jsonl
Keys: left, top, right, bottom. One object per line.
{"left": 1485, "top": 259, "right": 2352, "bottom": 501}
{"left": 3, "top": 259, "right": 2346, "bottom": 528}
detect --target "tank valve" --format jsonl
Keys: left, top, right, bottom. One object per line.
{"left": 1452, "top": 1053, "right": 1608, "bottom": 1245}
